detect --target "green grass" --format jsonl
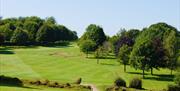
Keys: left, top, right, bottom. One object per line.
{"left": 0, "top": 43, "right": 176, "bottom": 91}
{"left": 0, "top": 84, "right": 89, "bottom": 91}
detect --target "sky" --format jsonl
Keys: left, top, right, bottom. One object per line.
{"left": 0, "top": 0, "right": 180, "bottom": 37}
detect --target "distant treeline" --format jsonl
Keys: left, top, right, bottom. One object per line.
{"left": 0, "top": 16, "right": 78, "bottom": 45}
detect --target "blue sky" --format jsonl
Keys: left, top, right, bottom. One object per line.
{"left": 0, "top": 0, "right": 180, "bottom": 36}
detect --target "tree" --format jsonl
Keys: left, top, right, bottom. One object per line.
{"left": 46, "top": 16, "right": 56, "bottom": 24}
{"left": 0, "top": 33, "right": 5, "bottom": 44}
{"left": 113, "top": 29, "right": 139, "bottom": 56}
{"left": 10, "top": 28, "right": 29, "bottom": 45}
{"left": 79, "top": 40, "right": 96, "bottom": 58}
{"left": 94, "top": 46, "right": 106, "bottom": 64}
{"left": 0, "top": 24, "right": 14, "bottom": 41}
{"left": 36, "top": 23, "right": 55, "bottom": 43}
{"left": 0, "top": 16, "right": 77, "bottom": 44}
{"left": 164, "top": 30, "right": 178, "bottom": 75}
{"left": 24, "top": 21, "right": 39, "bottom": 41}
{"left": 80, "top": 24, "right": 106, "bottom": 50}
{"left": 118, "top": 44, "right": 131, "bottom": 72}
{"left": 130, "top": 41, "right": 152, "bottom": 78}
{"left": 130, "top": 22, "right": 178, "bottom": 78}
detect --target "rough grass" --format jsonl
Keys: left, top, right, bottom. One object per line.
{"left": 0, "top": 43, "right": 177, "bottom": 91}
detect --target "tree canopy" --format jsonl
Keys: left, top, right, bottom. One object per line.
{"left": 0, "top": 16, "right": 78, "bottom": 45}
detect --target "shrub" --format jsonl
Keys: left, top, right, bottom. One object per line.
{"left": 129, "top": 77, "right": 142, "bottom": 89}
{"left": 65, "top": 83, "right": 71, "bottom": 87}
{"left": 48, "top": 82, "right": 58, "bottom": 87}
{"left": 167, "top": 84, "right": 180, "bottom": 91}
{"left": 174, "top": 72, "right": 180, "bottom": 86}
{"left": 0, "top": 75, "right": 23, "bottom": 86}
{"left": 114, "top": 77, "right": 126, "bottom": 87}
{"left": 35, "top": 80, "right": 41, "bottom": 85}
{"left": 41, "top": 79, "right": 49, "bottom": 85}
{"left": 75, "top": 78, "right": 82, "bottom": 84}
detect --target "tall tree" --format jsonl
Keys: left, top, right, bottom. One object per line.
{"left": 130, "top": 22, "right": 178, "bottom": 78}
{"left": 10, "top": 28, "right": 29, "bottom": 45}
{"left": 80, "top": 24, "right": 106, "bottom": 50}
{"left": 36, "top": 23, "right": 55, "bottom": 43}
{"left": 118, "top": 44, "right": 131, "bottom": 72}
{"left": 0, "top": 33, "right": 5, "bottom": 44}
{"left": 24, "top": 21, "right": 39, "bottom": 41}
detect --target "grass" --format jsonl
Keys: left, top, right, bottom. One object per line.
{"left": 0, "top": 84, "right": 89, "bottom": 91}
{"left": 0, "top": 43, "right": 177, "bottom": 91}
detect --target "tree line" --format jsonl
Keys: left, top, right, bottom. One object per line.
{"left": 0, "top": 16, "right": 78, "bottom": 45}
{"left": 79, "top": 22, "right": 180, "bottom": 78}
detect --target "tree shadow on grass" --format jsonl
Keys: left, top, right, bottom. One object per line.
{"left": 100, "top": 63, "right": 119, "bottom": 66}
{"left": 0, "top": 47, "right": 14, "bottom": 54}
{"left": 127, "top": 72, "right": 148, "bottom": 75}
{"left": 0, "top": 83, "right": 40, "bottom": 90}
{"left": 144, "top": 76, "right": 174, "bottom": 81}
{"left": 144, "top": 74, "right": 174, "bottom": 82}
{"left": 88, "top": 56, "right": 116, "bottom": 59}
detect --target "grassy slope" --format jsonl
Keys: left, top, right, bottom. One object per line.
{"left": 0, "top": 43, "right": 176, "bottom": 91}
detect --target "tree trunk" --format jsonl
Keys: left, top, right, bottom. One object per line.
{"left": 86, "top": 51, "right": 88, "bottom": 58}
{"left": 151, "top": 68, "right": 153, "bottom": 75}
{"left": 142, "top": 69, "right": 145, "bottom": 79}
{"left": 97, "top": 58, "right": 99, "bottom": 64}
{"left": 124, "top": 64, "right": 126, "bottom": 72}
{"left": 171, "top": 69, "right": 173, "bottom": 75}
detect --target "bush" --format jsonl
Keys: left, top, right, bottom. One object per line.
{"left": 0, "top": 75, "right": 23, "bottom": 86}
{"left": 174, "top": 72, "right": 180, "bottom": 86}
{"left": 74, "top": 78, "right": 82, "bottom": 84}
{"left": 114, "top": 77, "right": 126, "bottom": 87}
{"left": 167, "top": 84, "right": 180, "bottom": 91}
{"left": 41, "top": 79, "right": 49, "bottom": 85}
{"left": 129, "top": 77, "right": 142, "bottom": 89}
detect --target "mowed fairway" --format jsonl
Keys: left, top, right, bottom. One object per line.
{"left": 0, "top": 43, "right": 176, "bottom": 91}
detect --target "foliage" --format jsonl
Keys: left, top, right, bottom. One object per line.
{"left": 167, "top": 84, "right": 180, "bottom": 91}
{"left": 0, "top": 24, "right": 14, "bottom": 41}
{"left": 0, "top": 33, "right": 5, "bottom": 44}
{"left": 79, "top": 39, "right": 96, "bottom": 57}
{"left": 118, "top": 44, "right": 131, "bottom": 72}
{"left": 36, "top": 23, "right": 55, "bottom": 42}
{"left": 10, "top": 28, "right": 29, "bottom": 45}
{"left": 79, "top": 24, "right": 106, "bottom": 50}
{"left": 174, "top": 72, "right": 180, "bottom": 86}
{"left": 129, "top": 77, "right": 142, "bottom": 89}
{"left": 114, "top": 77, "right": 126, "bottom": 87}
{"left": 0, "top": 16, "right": 78, "bottom": 45}
{"left": 130, "top": 22, "right": 179, "bottom": 78}
{"left": 112, "top": 29, "right": 139, "bottom": 56}
{"left": 23, "top": 21, "right": 39, "bottom": 41}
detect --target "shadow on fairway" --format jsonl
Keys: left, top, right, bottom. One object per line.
{"left": 88, "top": 56, "right": 116, "bottom": 59}
{"left": 0, "top": 47, "right": 14, "bottom": 54}
{"left": 127, "top": 72, "right": 148, "bottom": 75}
{"left": 0, "top": 83, "right": 40, "bottom": 90}
{"left": 46, "top": 45, "right": 73, "bottom": 48}
{"left": 100, "top": 63, "right": 119, "bottom": 66}
{"left": 144, "top": 74, "right": 174, "bottom": 81}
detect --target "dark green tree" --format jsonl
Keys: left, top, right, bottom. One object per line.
{"left": 0, "top": 33, "right": 5, "bottom": 44}
{"left": 130, "top": 22, "right": 178, "bottom": 78}
{"left": 0, "top": 24, "right": 14, "bottom": 41}
{"left": 79, "top": 39, "right": 96, "bottom": 58}
{"left": 10, "top": 28, "right": 29, "bottom": 45}
{"left": 24, "top": 21, "right": 39, "bottom": 41}
{"left": 36, "top": 24, "right": 55, "bottom": 43}
{"left": 118, "top": 44, "right": 131, "bottom": 72}
{"left": 80, "top": 24, "right": 106, "bottom": 49}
